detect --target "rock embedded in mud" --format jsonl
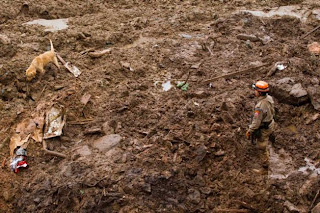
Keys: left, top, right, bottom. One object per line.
{"left": 284, "top": 200, "right": 302, "bottom": 212}
{"left": 187, "top": 188, "right": 201, "bottom": 204}
{"left": 0, "top": 34, "right": 11, "bottom": 44}
{"left": 93, "top": 134, "right": 122, "bottom": 152}
{"left": 75, "top": 145, "right": 92, "bottom": 156}
{"left": 237, "top": 34, "right": 261, "bottom": 42}
{"left": 195, "top": 145, "right": 208, "bottom": 162}
{"left": 271, "top": 78, "right": 309, "bottom": 106}
{"left": 307, "top": 85, "right": 320, "bottom": 111}
{"left": 312, "top": 202, "right": 320, "bottom": 213}
{"left": 103, "top": 121, "right": 115, "bottom": 134}
{"left": 299, "top": 174, "right": 318, "bottom": 196}
{"left": 33, "top": 197, "right": 41, "bottom": 204}
{"left": 3, "top": 191, "right": 14, "bottom": 202}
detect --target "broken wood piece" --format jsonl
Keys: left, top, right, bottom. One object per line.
{"left": 267, "top": 62, "right": 287, "bottom": 77}
{"left": 234, "top": 200, "right": 257, "bottom": 211}
{"left": 80, "top": 48, "right": 95, "bottom": 55}
{"left": 237, "top": 34, "right": 261, "bottom": 42}
{"left": 68, "top": 119, "right": 94, "bottom": 125}
{"left": 88, "top": 49, "right": 111, "bottom": 58}
{"left": 306, "top": 113, "right": 320, "bottom": 125}
{"left": 1, "top": 158, "right": 6, "bottom": 168}
{"left": 203, "top": 63, "right": 269, "bottom": 83}
{"left": 212, "top": 209, "right": 248, "bottom": 213}
{"left": 42, "top": 140, "right": 66, "bottom": 158}
{"left": 301, "top": 24, "right": 320, "bottom": 39}
{"left": 191, "top": 62, "right": 202, "bottom": 69}
{"left": 177, "top": 71, "right": 191, "bottom": 89}
{"left": 84, "top": 127, "right": 103, "bottom": 135}
{"left": 309, "top": 188, "right": 320, "bottom": 212}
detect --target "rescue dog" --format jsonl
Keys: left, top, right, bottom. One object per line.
{"left": 26, "top": 39, "right": 60, "bottom": 81}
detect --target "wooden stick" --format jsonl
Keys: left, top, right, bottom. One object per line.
{"left": 309, "top": 188, "right": 320, "bottom": 211}
{"left": 203, "top": 63, "right": 269, "bottom": 84}
{"left": 37, "top": 85, "right": 47, "bottom": 102}
{"left": 1, "top": 157, "right": 6, "bottom": 168}
{"left": 42, "top": 140, "right": 66, "bottom": 158}
{"left": 177, "top": 71, "right": 191, "bottom": 88}
{"left": 212, "top": 209, "right": 248, "bottom": 213}
{"left": 301, "top": 25, "right": 320, "bottom": 39}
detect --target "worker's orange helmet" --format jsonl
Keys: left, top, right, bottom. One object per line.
{"left": 252, "top": 81, "right": 269, "bottom": 92}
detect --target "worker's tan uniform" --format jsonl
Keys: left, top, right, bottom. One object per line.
{"left": 248, "top": 95, "right": 275, "bottom": 165}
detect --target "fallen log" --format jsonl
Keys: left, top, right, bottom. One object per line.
{"left": 88, "top": 49, "right": 112, "bottom": 58}
{"left": 309, "top": 188, "right": 320, "bottom": 212}
{"left": 203, "top": 63, "right": 269, "bottom": 84}
{"left": 212, "top": 209, "right": 249, "bottom": 213}
{"left": 301, "top": 24, "right": 320, "bottom": 39}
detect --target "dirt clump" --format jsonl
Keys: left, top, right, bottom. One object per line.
{"left": 1, "top": 0, "right": 320, "bottom": 212}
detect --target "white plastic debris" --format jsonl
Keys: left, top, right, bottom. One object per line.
{"left": 276, "top": 64, "right": 287, "bottom": 71}
{"left": 43, "top": 106, "right": 66, "bottom": 139}
{"left": 24, "top": 19, "right": 68, "bottom": 32}
{"left": 162, "top": 81, "right": 172, "bottom": 91}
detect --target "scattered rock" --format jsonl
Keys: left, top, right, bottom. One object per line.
{"left": 93, "top": 134, "right": 122, "bottom": 152}
{"left": 120, "top": 61, "right": 133, "bottom": 71}
{"left": 312, "top": 202, "right": 320, "bottom": 213}
{"left": 75, "top": 145, "right": 92, "bottom": 157}
{"left": 187, "top": 188, "right": 201, "bottom": 204}
{"left": 102, "top": 121, "right": 115, "bottom": 134}
{"left": 0, "top": 34, "right": 10, "bottom": 44}
{"left": 220, "top": 111, "right": 235, "bottom": 124}
{"left": 84, "top": 127, "right": 102, "bottom": 135}
{"left": 307, "top": 85, "right": 320, "bottom": 111}
{"left": 34, "top": 197, "right": 41, "bottom": 204}
{"left": 237, "top": 34, "right": 261, "bottom": 42}
{"left": 195, "top": 145, "right": 208, "bottom": 162}
{"left": 191, "top": 62, "right": 202, "bottom": 69}
{"left": 142, "top": 182, "right": 152, "bottom": 193}
{"left": 3, "top": 191, "right": 14, "bottom": 202}
{"left": 311, "top": 77, "right": 319, "bottom": 85}
{"left": 308, "top": 42, "right": 320, "bottom": 55}
{"left": 284, "top": 200, "right": 302, "bottom": 212}
{"left": 299, "top": 174, "right": 318, "bottom": 197}
{"left": 215, "top": 150, "right": 225, "bottom": 156}
{"left": 81, "top": 93, "right": 91, "bottom": 105}
{"left": 271, "top": 78, "right": 309, "bottom": 106}
{"left": 220, "top": 102, "right": 228, "bottom": 111}
{"left": 200, "top": 187, "right": 212, "bottom": 195}
{"left": 306, "top": 113, "right": 320, "bottom": 125}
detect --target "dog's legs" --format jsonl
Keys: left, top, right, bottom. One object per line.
{"left": 53, "top": 56, "right": 60, "bottom": 69}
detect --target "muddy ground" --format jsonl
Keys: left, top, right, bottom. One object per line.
{"left": 1, "top": 0, "right": 320, "bottom": 212}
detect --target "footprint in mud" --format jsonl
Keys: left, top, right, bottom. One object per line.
{"left": 268, "top": 147, "right": 295, "bottom": 179}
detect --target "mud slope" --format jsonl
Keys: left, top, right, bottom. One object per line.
{"left": 1, "top": 0, "right": 320, "bottom": 212}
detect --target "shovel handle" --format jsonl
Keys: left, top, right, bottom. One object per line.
{"left": 56, "top": 54, "right": 66, "bottom": 65}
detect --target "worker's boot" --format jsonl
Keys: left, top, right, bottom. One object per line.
{"left": 252, "top": 149, "right": 269, "bottom": 175}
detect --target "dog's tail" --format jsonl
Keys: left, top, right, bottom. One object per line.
{"left": 50, "top": 39, "right": 54, "bottom": 53}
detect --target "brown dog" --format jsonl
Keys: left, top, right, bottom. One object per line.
{"left": 26, "top": 39, "right": 60, "bottom": 81}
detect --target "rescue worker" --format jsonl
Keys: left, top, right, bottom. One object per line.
{"left": 246, "top": 80, "right": 275, "bottom": 173}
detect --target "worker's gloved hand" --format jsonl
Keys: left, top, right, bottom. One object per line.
{"left": 245, "top": 130, "right": 251, "bottom": 140}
